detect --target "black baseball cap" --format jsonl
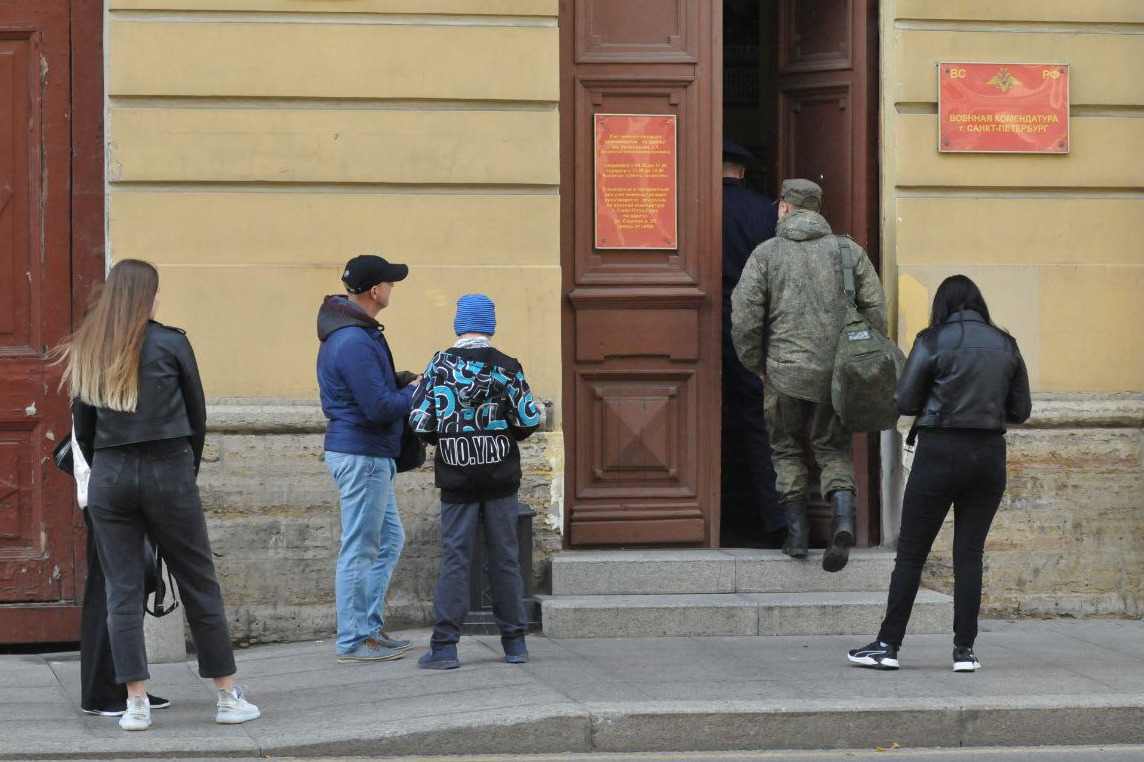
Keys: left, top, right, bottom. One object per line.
{"left": 722, "top": 139, "right": 755, "bottom": 164}
{"left": 341, "top": 255, "right": 409, "bottom": 294}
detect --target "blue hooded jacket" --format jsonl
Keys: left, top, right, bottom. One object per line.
{"left": 316, "top": 295, "right": 414, "bottom": 457}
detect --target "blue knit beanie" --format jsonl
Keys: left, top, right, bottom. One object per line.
{"left": 454, "top": 293, "right": 496, "bottom": 336}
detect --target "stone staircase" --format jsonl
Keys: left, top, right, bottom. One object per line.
{"left": 541, "top": 548, "right": 953, "bottom": 638}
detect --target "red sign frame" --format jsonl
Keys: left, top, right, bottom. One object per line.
{"left": 593, "top": 114, "right": 678, "bottom": 250}
{"left": 938, "top": 62, "right": 1069, "bottom": 154}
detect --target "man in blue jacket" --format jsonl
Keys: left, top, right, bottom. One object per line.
{"left": 317, "top": 255, "right": 417, "bottom": 662}
{"left": 721, "top": 140, "right": 784, "bottom": 547}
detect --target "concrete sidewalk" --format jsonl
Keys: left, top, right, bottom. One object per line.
{"left": 4, "top": 619, "right": 1144, "bottom": 759}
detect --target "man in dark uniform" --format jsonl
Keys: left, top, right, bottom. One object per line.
{"left": 720, "top": 140, "right": 784, "bottom": 546}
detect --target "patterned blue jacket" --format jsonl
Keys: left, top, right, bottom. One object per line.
{"left": 409, "top": 346, "right": 541, "bottom": 502}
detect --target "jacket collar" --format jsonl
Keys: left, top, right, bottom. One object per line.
{"left": 316, "top": 294, "right": 383, "bottom": 341}
{"left": 946, "top": 309, "right": 986, "bottom": 324}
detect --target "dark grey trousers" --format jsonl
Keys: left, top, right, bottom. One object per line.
{"left": 86, "top": 438, "right": 236, "bottom": 683}
{"left": 430, "top": 494, "right": 526, "bottom": 649}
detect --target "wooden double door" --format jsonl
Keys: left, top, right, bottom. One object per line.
{"left": 561, "top": 0, "right": 880, "bottom": 547}
{"left": 0, "top": 0, "right": 103, "bottom": 642}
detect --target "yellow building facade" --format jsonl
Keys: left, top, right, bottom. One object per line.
{"left": 103, "top": 1, "right": 1144, "bottom": 639}
{"left": 886, "top": 0, "right": 1144, "bottom": 391}
{"left": 108, "top": 0, "right": 563, "bottom": 403}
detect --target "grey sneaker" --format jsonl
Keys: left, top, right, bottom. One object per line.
{"left": 216, "top": 686, "right": 261, "bottom": 725}
{"left": 118, "top": 694, "right": 151, "bottom": 731}
{"left": 336, "top": 637, "right": 405, "bottom": 663}
{"left": 375, "top": 629, "right": 413, "bottom": 650}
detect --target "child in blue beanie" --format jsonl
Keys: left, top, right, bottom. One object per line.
{"left": 410, "top": 294, "right": 542, "bottom": 669}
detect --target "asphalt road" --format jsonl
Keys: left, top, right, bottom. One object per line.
{"left": 29, "top": 747, "right": 1144, "bottom": 762}
{"left": 356, "top": 749, "right": 1144, "bottom": 762}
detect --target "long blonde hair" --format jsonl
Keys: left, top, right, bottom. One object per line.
{"left": 57, "top": 259, "right": 159, "bottom": 411}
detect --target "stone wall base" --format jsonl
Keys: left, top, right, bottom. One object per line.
{"left": 199, "top": 395, "right": 1142, "bottom": 644}
{"left": 198, "top": 400, "right": 562, "bottom": 645}
{"left": 921, "top": 394, "right": 1144, "bottom": 619}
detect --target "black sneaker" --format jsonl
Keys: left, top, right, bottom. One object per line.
{"left": 847, "top": 641, "right": 900, "bottom": 670}
{"left": 952, "top": 645, "right": 981, "bottom": 672}
{"left": 82, "top": 693, "right": 170, "bottom": 717}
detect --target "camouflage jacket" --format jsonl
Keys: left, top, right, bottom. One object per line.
{"left": 730, "top": 209, "right": 887, "bottom": 403}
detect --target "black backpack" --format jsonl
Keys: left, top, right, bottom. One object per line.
{"left": 830, "top": 237, "right": 905, "bottom": 432}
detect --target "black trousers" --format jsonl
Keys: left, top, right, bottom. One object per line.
{"left": 80, "top": 510, "right": 123, "bottom": 712}
{"left": 878, "top": 428, "right": 1007, "bottom": 648}
{"left": 87, "top": 438, "right": 235, "bottom": 683}
{"left": 721, "top": 325, "right": 784, "bottom": 540}
{"left": 81, "top": 511, "right": 158, "bottom": 711}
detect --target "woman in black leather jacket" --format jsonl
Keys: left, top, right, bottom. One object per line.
{"left": 62, "top": 259, "right": 259, "bottom": 731}
{"left": 848, "top": 275, "right": 1031, "bottom": 672}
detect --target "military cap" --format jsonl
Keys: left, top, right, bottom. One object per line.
{"left": 722, "top": 139, "right": 755, "bottom": 164}
{"left": 778, "top": 178, "right": 823, "bottom": 212}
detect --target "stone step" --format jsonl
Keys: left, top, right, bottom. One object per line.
{"left": 541, "top": 589, "right": 952, "bottom": 638}
{"left": 551, "top": 548, "right": 898, "bottom": 596}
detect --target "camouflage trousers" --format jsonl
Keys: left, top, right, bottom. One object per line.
{"left": 763, "top": 387, "right": 855, "bottom": 506}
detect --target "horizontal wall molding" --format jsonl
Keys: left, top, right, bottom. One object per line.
{"left": 109, "top": 0, "right": 558, "bottom": 16}
{"left": 109, "top": 182, "right": 559, "bottom": 195}
{"left": 155, "top": 263, "right": 561, "bottom": 270}
{"left": 108, "top": 108, "right": 559, "bottom": 185}
{"left": 895, "top": 0, "right": 1144, "bottom": 26}
{"left": 1023, "top": 394, "right": 1144, "bottom": 429}
{"left": 110, "top": 96, "right": 557, "bottom": 111}
{"left": 205, "top": 399, "right": 557, "bottom": 433}
{"left": 895, "top": 103, "right": 1144, "bottom": 119}
{"left": 896, "top": 20, "right": 1144, "bottom": 36}
{"left": 110, "top": 11, "right": 557, "bottom": 27}
{"left": 200, "top": 395, "right": 1143, "bottom": 433}
{"left": 896, "top": 187, "right": 1144, "bottom": 200}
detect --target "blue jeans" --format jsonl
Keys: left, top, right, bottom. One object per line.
{"left": 325, "top": 452, "right": 405, "bottom": 655}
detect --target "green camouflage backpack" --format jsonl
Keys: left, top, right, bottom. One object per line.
{"left": 830, "top": 237, "right": 905, "bottom": 432}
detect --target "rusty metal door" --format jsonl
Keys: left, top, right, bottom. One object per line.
{"left": 0, "top": 0, "right": 80, "bottom": 639}
{"left": 561, "top": 0, "right": 723, "bottom": 546}
{"left": 776, "top": 0, "right": 882, "bottom": 545}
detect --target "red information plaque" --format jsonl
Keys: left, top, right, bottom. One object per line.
{"left": 594, "top": 114, "right": 678, "bottom": 249}
{"left": 939, "top": 63, "right": 1069, "bottom": 153}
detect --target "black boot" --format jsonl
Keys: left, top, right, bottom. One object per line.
{"left": 823, "top": 490, "right": 856, "bottom": 573}
{"left": 781, "top": 501, "right": 809, "bottom": 558}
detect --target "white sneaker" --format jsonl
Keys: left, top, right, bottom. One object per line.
{"left": 215, "top": 686, "right": 261, "bottom": 724}
{"left": 118, "top": 694, "right": 151, "bottom": 731}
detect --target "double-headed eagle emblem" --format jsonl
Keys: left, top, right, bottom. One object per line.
{"left": 987, "top": 67, "right": 1021, "bottom": 93}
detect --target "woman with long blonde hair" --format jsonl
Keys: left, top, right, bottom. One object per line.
{"left": 61, "top": 259, "right": 259, "bottom": 731}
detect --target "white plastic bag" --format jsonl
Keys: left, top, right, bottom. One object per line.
{"left": 70, "top": 432, "right": 91, "bottom": 509}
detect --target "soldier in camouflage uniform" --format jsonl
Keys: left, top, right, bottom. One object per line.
{"left": 730, "top": 179, "right": 887, "bottom": 572}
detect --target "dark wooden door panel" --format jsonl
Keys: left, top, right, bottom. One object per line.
{"left": 780, "top": 84, "right": 855, "bottom": 243}
{"left": 562, "top": 0, "right": 721, "bottom": 546}
{"left": 575, "top": 0, "right": 698, "bottom": 63}
{"left": 780, "top": 0, "right": 853, "bottom": 73}
{"left": 0, "top": 2, "right": 76, "bottom": 606}
{"left": 777, "top": 0, "right": 880, "bottom": 546}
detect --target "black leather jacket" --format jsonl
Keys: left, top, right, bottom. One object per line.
{"left": 73, "top": 321, "right": 207, "bottom": 472}
{"left": 895, "top": 311, "right": 1032, "bottom": 431}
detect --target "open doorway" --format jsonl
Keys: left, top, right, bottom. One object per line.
{"left": 719, "top": 0, "right": 882, "bottom": 549}
{"left": 719, "top": 0, "right": 782, "bottom": 548}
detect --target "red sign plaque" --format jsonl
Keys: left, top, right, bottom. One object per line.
{"left": 939, "top": 63, "right": 1069, "bottom": 153}
{"left": 594, "top": 114, "right": 678, "bottom": 249}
